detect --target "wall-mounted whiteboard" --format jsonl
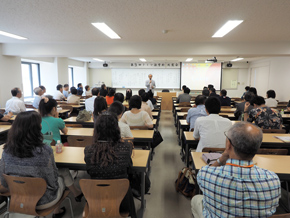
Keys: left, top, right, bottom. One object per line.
{"left": 112, "top": 69, "right": 180, "bottom": 89}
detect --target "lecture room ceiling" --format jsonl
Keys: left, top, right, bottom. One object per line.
{"left": 0, "top": 0, "right": 290, "bottom": 63}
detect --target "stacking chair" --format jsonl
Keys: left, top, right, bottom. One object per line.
{"left": 262, "top": 129, "right": 286, "bottom": 133}
{"left": 271, "top": 214, "right": 290, "bottom": 217}
{"left": 180, "top": 107, "right": 191, "bottom": 112}
{"left": 130, "top": 126, "right": 148, "bottom": 130}
{"left": 3, "top": 174, "right": 74, "bottom": 218}
{"left": 179, "top": 102, "right": 191, "bottom": 107}
{"left": 79, "top": 179, "right": 129, "bottom": 218}
{"left": 67, "top": 136, "right": 93, "bottom": 147}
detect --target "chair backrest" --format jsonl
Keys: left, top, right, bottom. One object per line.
{"left": 67, "top": 136, "right": 93, "bottom": 147}
{"left": 66, "top": 124, "right": 83, "bottom": 128}
{"left": 262, "top": 129, "right": 286, "bottom": 133}
{"left": 221, "top": 106, "right": 232, "bottom": 108}
{"left": 180, "top": 107, "right": 191, "bottom": 112}
{"left": 0, "top": 122, "right": 11, "bottom": 125}
{"left": 270, "top": 213, "right": 290, "bottom": 217}
{"left": 183, "top": 114, "right": 187, "bottom": 119}
{"left": 257, "top": 148, "right": 288, "bottom": 155}
{"left": 129, "top": 126, "right": 148, "bottom": 130}
{"left": 79, "top": 179, "right": 129, "bottom": 218}
{"left": 202, "top": 147, "right": 225, "bottom": 153}
{"left": 162, "top": 89, "right": 169, "bottom": 92}
{"left": 179, "top": 102, "right": 191, "bottom": 107}
{"left": 3, "top": 174, "right": 46, "bottom": 216}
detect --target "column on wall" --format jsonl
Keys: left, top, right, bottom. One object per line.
{"left": 55, "top": 57, "right": 69, "bottom": 85}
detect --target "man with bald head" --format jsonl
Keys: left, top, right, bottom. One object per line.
{"left": 191, "top": 122, "right": 281, "bottom": 218}
{"left": 145, "top": 74, "right": 156, "bottom": 93}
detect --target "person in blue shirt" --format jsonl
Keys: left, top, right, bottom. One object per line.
{"left": 186, "top": 95, "right": 207, "bottom": 131}
{"left": 77, "top": 83, "right": 83, "bottom": 96}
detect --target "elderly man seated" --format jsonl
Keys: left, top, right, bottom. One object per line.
{"left": 191, "top": 122, "right": 281, "bottom": 218}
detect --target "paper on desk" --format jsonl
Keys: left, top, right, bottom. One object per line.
{"left": 274, "top": 136, "right": 290, "bottom": 143}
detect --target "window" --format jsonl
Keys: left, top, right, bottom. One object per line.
{"left": 21, "top": 62, "right": 40, "bottom": 98}
{"left": 68, "top": 67, "right": 74, "bottom": 87}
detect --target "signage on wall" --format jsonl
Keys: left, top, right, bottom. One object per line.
{"left": 130, "top": 62, "right": 180, "bottom": 69}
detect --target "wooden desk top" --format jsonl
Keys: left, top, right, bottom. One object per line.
{"left": 63, "top": 117, "right": 157, "bottom": 125}
{"left": 220, "top": 108, "right": 235, "bottom": 113}
{"left": 177, "top": 112, "right": 235, "bottom": 119}
{"left": 131, "top": 130, "right": 154, "bottom": 139}
{"left": 152, "top": 112, "right": 158, "bottom": 116}
{"left": 71, "top": 105, "right": 85, "bottom": 109}
{"left": 0, "top": 125, "right": 11, "bottom": 133}
{"left": 282, "top": 114, "right": 290, "bottom": 118}
{"left": 191, "top": 152, "right": 290, "bottom": 174}
{"left": 179, "top": 120, "right": 239, "bottom": 127}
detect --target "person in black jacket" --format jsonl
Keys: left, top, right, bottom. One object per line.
{"left": 99, "top": 84, "right": 108, "bottom": 97}
{"left": 219, "top": 89, "right": 231, "bottom": 106}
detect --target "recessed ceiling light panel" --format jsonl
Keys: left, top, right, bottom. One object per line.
{"left": 0, "top": 30, "right": 27, "bottom": 40}
{"left": 185, "top": 58, "right": 193, "bottom": 62}
{"left": 231, "top": 58, "right": 244, "bottom": 62}
{"left": 93, "top": 58, "right": 104, "bottom": 62}
{"left": 139, "top": 58, "right": 146, "bottom": 62}
{"left": 212, "top": 20, "right": 243, "bottom": 38}
{"left": 91, "top": 23, "right": 121, "bottom": 39}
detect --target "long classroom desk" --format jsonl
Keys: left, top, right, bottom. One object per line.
{"left": 0, "top": 145, "right": 149, "bottom": 218}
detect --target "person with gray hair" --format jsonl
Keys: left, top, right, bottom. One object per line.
{"left": 145, "top": 74, "right": 156, "bottom": 93}
{"left": 32, "top": 87, "right": 43, "bottom": 109}
{"left": 191, "top": 122, "right": 281, "bottom": 218}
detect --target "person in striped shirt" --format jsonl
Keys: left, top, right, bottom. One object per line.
{"left": 191, "top": 122, "right": 281, "bottom": 218}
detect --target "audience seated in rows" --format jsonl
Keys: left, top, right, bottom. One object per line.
{"left": 120, "top": 95, "right": 153, "bottom": 128}
{"left": 191, "top": 122, "right": 281, "bottom": 218}
{"left": 85, "top": 85, "right": 91, "bottom": 96}
{"left": 176, "top": 87, "right": 191, "bottom": 103}
{"left": 53, "top": 84, "right": 66, "bottom": 101}
{"left": 193, "top": 96, "right": 232, "bottom": 152}
{"left": 85, "top": 88, "right": 99, "bottom": 113}
{"left": 141, "top": 93, "right": 153, "bottom": 119}
{"left": 125, "top": 89, "right": 132, "bottom": 103}
{"left": 93, "top": 96, "right": 107, "bottom": 121}
{"left": 219, "top": 89, "right": 231, "bottom": 106}
{"left": 77, "top": 83, "right": 83, "bottom": 96}
{"left": 265, "top": 89, "right": 278, "bottom": 107}
{"left": 209, "top": 88, "right": 218, "bottom": 97}
{"left": 63, "top": 84, "right": 69, "bottom": 98}
{"left": 148, "top": 90, "right": 157, "bottom": 108}
{"left": 40, "top": 85, "right": 46, "bottom": 97}
{"left": 106, "top": 89, "right": 115, "bottom": 105}
{"left": 186, "top": 95, "right": 207, "bottom": 131}
{"left": 241, "top": 86, "right": 250, "bottom": 100}
{"left": 109, "top": 101, "right": 133, "bottom": 138}
{"left": 32, "top": 87, "right": 43, "bottom": 109}
{"left": 249, "top": 87, "right": 257, "bottom": 96}
{"left": 138, "top": 89, "right": 154, "bottom": 110}
{"left": 84, "top": 112, "right": 137, "bottom": 218}
{"left": 244, "top": 96, "right": 282, "bottom": 129}
{"left": 5, "top": 87, "right": 26, "bottom": 114}
{"left": 208, "top": 84, "right": 214, "bottom": 90}
{"left": 202, "top": 89, "right": 209, "bottom": 97}
{"left": 178, "top": 85, "right": 187, "bottom": 96}
{"left": 99, "top": 84, "right": 108, "bottom": 97}
{"left": 67, "top": 87, "right": 80, "bottom": 105}
{"left": 0, "top": 111, "right": 13, "bottom": 122}
{"left": 234, "top": 92, "right": 255, "bottom": 120}
{"left": 114, "top": 92, "right": 125, "bottom": 103}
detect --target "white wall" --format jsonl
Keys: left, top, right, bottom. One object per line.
{"left": 39, "top": 61, "right": 58, "bottom": 96}
{"left": 0, "top": 45, "right": 23, "bottom": 107}
{"left": 72, "top": 66, "right": 88, "bottom": 88}
{"left": 56, "top": 58, "right": 69, "bottom": 85}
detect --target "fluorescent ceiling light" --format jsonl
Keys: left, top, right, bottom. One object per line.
{"left": 0, "top": 30, "right": 27, "bottom": 40}
{"left": 185, "top": 58, "right": 193, "bottom": 62}
{"left": 93, "top": 58, "right": 104, "bottom": 62}
{"left": 91, "top": 23, "right": 121, "bottom": 39}
{"left": 212, "top": 20, "right": 243, "bottom": 37}
{"left": 139, "top": 58, "right": 146, "bottom": 62}
{"left": 231, "top": 58, "right": 244, "bottom": 62}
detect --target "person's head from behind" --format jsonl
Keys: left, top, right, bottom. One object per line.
{"left": 148, "top": 90, "right": 154, "bottom": 99}
{"left": 114, "top": 93, "right": 124, "bottom": 103}
{"left": 148, "top": 74, "right": 153, "bottom": 80}
{"left": 107, "top": 88, "right": 115, "bottom": 97}
{"left": 182, "top": 85, "right": 187, "bottom": 91}
{"left": 5, "top": 111, "right": 44, "bottom": 158}
{"left": 141, "top": 93, "right": 149, "bottom": 102}
{"left": 85, "top": 85, "right": 90, "bottom": 91}
{"left": 101, "top": 84, "right": 106, "bottom": 90}
{"left": 138, "top": 89, "right": 145, "bottom": 96}
{"left": 39, "top": 85, "right": 46, "bottom": 94}
{"left": 208, "top": 84, "right": 214, "bottom": 89}
{"left": 244, "top": 92, "right": 255, "bottom": 103}
{"left": 209, "top": 88, "right": 216, "bottom": 94}
{"left": 64, "top": 84, "right": 69, "bottom": 91}
{"left": 245, "top": 86, "right": 250, "bottom": 91}
{"left": 126, "top": 89, "right": 132, "bottom": 101}
{"left": 202, "top": 89, "right": 209, "bottom": 97}
{"left": 91, "top": 112, "right": 121, "bottom": 167}
{"left": 71, "top": 87, "right": 77, "bottom": 95}
{"left": 184, "top": 87, "right": 190, "bottom": 94}
{"left": 225, "top": 122, "right": 262, "bottom": 160}
{"left": 11, "top": 87, "right": 22, "bottom": 98}
{"left": 56, "top": 84, "right": 63, "bottom": 92}
{"left": 70, "top": 86, "right": 76, "bottom": 93}
{"left": 195, "top": 95, "right": 206, "bottom": 106}
{"left": 91, "top": 87, "right": 99, "bottom": 96}
{"left": 251, "top": 96, "right": 265, "bottom": 107}
{"left": 267, "top": 89, "right": 276, "bottom": 99}
{"left": 108, "top": 101, "right": 125, "bottom": 118}
{"left": 39, "top": 98, "right": 58, "bottom": 117}
{"left": 129, "top": 95, "right": 142, "bottom": 110}
{"left": 93, "top": 96, "right": 108, "bottom": 116}
{"left": 205, "top": 96, "right": 221, "bottom": 114}
{"left": 220, "top": 89, "right": 227, "bottom": 97}
{"left": 77, "top": 83, "right": 82, "bottom": 88}
{"left": 249, "top": 87, "right": 257, "bottom": 96}
{"left": 34, "top": 87, "right": 43, "bottom": 96}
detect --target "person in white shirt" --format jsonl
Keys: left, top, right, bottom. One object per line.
{"left": 53, "top": 84, "right": 66, "bottom": 100}
{"left": 32, "top": 87, "right": 43, "bottom": 109}
{"left": 85, "top": 85, "right": 91, "bottom": 96}
{"left": 193, "top": 96, "right": 232, "bottom": 152}
{"left": 140, "top": 93, "right": 153, "bottom": 119}
{"left": 5, "top": 88, "right": 26, "bottom": 114}
{"left": 85, "top": 88, "right": 99, "bottom": 113}
{"left": 108, "top": 101, "right": 133, "bottom": 138}
{"left": 62, "top": 84, "right": 69, "bottom": 98}
{"left": 145, "top": 74, "right": 156, "bottom": 93}
{"left": 265, "top": 89, "right": 278, "bottom": 107}
{"left": 67, "top": 87, "right": 80, "bottom": 105}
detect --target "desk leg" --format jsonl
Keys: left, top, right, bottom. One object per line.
{"left": 186, "top": 143, "right": 189, "bottom": 167}
{"left": 137, "top": 171, "right": 146, "bottom": 218}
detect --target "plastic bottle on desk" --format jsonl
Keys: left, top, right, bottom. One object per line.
{"left": 281, "top": 109, "right": 284, "bottom": 115}
{"left": 56, "top": 140, "right": 63, "bottom": 153}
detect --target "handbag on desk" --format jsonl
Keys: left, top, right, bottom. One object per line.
{"left": 152, "top": 128, "right": 163, "bottom": 149}
{"left": 76, "top": 109, "right": 92, "bottom": 122}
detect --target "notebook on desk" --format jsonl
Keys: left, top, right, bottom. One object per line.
{"left": 202, "top": 153, "right": 222, "bottom": 165}
{"left": 275, "top": 136, "right": 290, "bottom": 143}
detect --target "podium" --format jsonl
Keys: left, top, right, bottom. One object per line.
{"left": 157, "top": 92, "right": 177, "bottom": 110}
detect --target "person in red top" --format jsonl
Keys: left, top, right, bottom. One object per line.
{"left": 106, "top": 89, "right": 115, "bottom": 105}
